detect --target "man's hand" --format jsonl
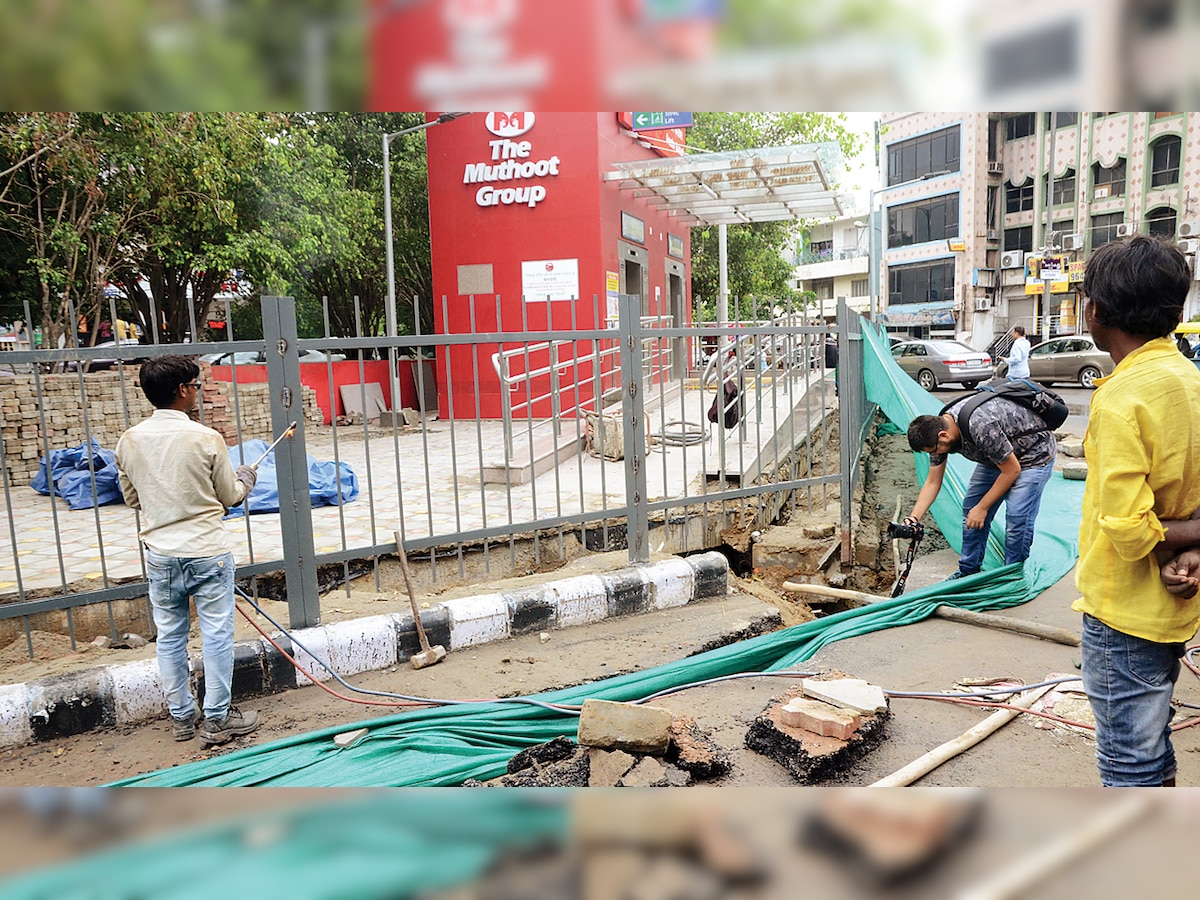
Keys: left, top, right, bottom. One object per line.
{"left": 965, "top": 504, "right": 989, "bottom": 529}
{"left": 1162, "top": 549, "right": 1200, "bottom": 599}
{"left": 236, "top": 464, "right": 258, "bottom": 494}
{"left": 903, "top": 515, "right": 920, "bottom": 526}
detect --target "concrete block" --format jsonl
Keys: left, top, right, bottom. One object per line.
{"left": 321, "top": 615, "right": 399, "bottom": 677}
{"left": 577, "top": 699, "right": 672, "bottom": 754}
{"left": 1062, "top": 462, "right": 1088, "bottom": 481}
{"left": 1059, "top": 439, "right": 1086, "bottom": 458}
{"left": 618, "top": 756, "right": 668, "bottom": 787}
{"left": 554, "top": 576, "right": 610, "bottom": 628}
{"left": 645, "top": 556, "right": 694, "bottom": 611}
{"left": 802, "top": 678, "right": 888, "bottom": 715}
{"left": 334, "top": 727, "right": 369, "bottom": 749}
{"left": 445, "top": 594, "right": 510, "bottom": 650}
{"left": 107, "top": 658, "right": 164, "bottom": 727}
{"left": 780, "top": 698, "right": 863, "bottom": 741}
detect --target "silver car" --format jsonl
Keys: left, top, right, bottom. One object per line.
{"left": 1021, "top": 335, "right": 1114, "bottom": 388}
{"left": 891, "top": 339, "right": 993, "bottom": 391}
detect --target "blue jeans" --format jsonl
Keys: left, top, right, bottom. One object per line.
{"left": 957, "top": 460, "right": 1054, "bottom": 574}
{"left": 146, "top": 550, "right": 235, "bottom": 722}
{"left": 1080, "top": 614, "right": 1181, "bottom": 786}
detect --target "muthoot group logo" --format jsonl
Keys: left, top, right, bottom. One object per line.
{"left": 485, "top": 112, "right": 535, "bottom": 138}
{"left": 465, "top": 112, "right": 557, "bottom": 208}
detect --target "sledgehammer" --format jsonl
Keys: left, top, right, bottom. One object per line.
{"left": 394, "top": 530, "right": 446, "bottom": 669}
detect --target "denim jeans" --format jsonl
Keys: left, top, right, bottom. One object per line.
{"left": 957, "top": 459, "right": 1054, "bottom": 574}
{"left": 1080, "top": 614, "right": 1181, "bottom": 786}
{"left": 146, "top": 550, "right": 235, "bottom": 721}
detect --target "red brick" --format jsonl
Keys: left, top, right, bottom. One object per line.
{"left": 779, "top": 698, "right": 862, "bottom": 741}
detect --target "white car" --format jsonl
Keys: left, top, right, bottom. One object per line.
{"left": 201, "top": 348, "right": 347, "bottom": 366}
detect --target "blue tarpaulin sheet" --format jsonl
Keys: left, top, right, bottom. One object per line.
{"left": 30, "top": 439, "right": 124, "bottom": 510}
{"left": 224, "top": 439, "right": 359, "bottom": 518}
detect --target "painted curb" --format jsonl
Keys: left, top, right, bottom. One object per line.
{"left": 0, "top": 552, "right": 728, "bottom": 749}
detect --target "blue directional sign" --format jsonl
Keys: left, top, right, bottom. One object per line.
{"left": 631, "top": 112, "right": 693, "bottom": 131}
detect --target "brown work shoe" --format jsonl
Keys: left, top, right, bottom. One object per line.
{"left": 199, "top": 706, "right": 261, "bottom": 748}
{"left": 171, "top": 708, "right": 202, "bottom": 742}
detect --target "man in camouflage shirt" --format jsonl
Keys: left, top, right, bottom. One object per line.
{"left": 901, "top": 397, "right": 1057, "bottom": 579}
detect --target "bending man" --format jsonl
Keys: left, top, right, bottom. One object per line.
{"left": 903, "top": 393, "right": 1056, "bottom": 580}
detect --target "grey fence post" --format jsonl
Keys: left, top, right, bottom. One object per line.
{"left": 619, "top": 293, "right": 649, "bottom": 564}
{"left": 261, "top": 295, "right": 321, "bottom": 628}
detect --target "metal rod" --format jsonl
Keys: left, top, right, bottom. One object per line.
{"left": 251, "top": 420, "right": 298, "bottom": 470}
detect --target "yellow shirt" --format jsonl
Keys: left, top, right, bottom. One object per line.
{"left": 1073, "top": 337, "right": 1200, "bottom": 642}
{"left": 115, "top": 409, "right": 247, "bottom": 558}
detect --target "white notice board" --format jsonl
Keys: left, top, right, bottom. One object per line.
{"left": 521, "top": 258, "right": 579, "bottom": 302}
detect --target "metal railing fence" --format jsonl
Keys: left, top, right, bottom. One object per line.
{"left": 0, "top": 292, "right": 872, "bottom": 657}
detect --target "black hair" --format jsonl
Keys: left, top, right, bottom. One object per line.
{"left": 1082, "top": 235, "right": 1190, "bottom": 338}
{"left": 907, "top": 415, "right": 946, "bottom": 452}
{"left": 138, "top": 355, "right": 198, "bottom": 409}
{"left": 1012, "top": 325, "right": 1025, "bottom": 336}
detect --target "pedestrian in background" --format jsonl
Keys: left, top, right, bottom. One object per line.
{"left": 1073, "top": 236, "right": 1200, "bottom": 787}
{"left": 1003, "top": 325, "right": 1030, "bottom": 380}
{"left": 115, "top": 356, "right": 263, "bottom": 748}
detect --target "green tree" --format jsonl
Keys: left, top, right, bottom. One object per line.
{"left": 687, "top": 112, "right": 862, "bottom": 322}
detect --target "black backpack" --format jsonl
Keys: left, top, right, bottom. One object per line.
{"left": 940, "top": 379, "right": 1068, "bottom": 444}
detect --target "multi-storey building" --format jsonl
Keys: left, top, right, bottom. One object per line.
{"left": 791, "top": 213, "right": 871, "bottom": 319}
{"left": 876, "top": 111, "right": 1200, "bottom": 351}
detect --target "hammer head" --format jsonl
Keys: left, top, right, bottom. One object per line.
{"left": 409, "top": 645, "right": 447, "bottom": 670}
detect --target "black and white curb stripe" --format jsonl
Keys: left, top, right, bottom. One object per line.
{"left": 0, "top": 552, "right": 728, "bottom": 749}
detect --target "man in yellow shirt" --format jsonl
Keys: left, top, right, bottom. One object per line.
{"left": 1074, "top": 236, "right": 1200, "bottom": 787}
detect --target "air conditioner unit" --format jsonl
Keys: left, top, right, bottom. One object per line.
{"left": 1115, "top": 223, "right": 1136, "bottom": 238}
{"left": 1000, "top": 250, "right": 1025, "bottom": 269}
{"left": 986, "top": 229, "right": 1000, "bottom": 242}
{"left": 1061, "top": 233, "right": 1085, "bottom": 251}
{"left": 976, "top": 296, "right": 993, "bottom": 311}
{"left": 1094, "top": 185, "right": 1111, "bottom": 200}
{"left": 1178, "top": 238, "right": 1199, "bottom": 255}
{"left": 1179, "top": 221, "right": 1199, "bottom": 238}
{"left": 987, "top": 161, "right": 1003, "bottom": 176}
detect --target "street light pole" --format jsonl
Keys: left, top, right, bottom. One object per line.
{"left": 382, "top": 112, "right": 470, "bottom": 416}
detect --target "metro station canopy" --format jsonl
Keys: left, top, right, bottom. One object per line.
{"left": 603, "top": 142, "right": 846, "bottom": 227}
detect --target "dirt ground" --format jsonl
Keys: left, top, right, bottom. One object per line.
{"left": 6, "top": 399, "right": 1199, "bottom": 794}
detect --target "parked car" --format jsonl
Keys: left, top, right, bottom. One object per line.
{"left": 891, "top": 339, "right": 993, "bottom": 391}
{"left": 66, "top": 339, "right": 145, "bottom": 371}
{"left": 998, "top": 336, "right": 1113, "bottom": 388}
{"left": 201, "top": 348, "right": 347, "bottom": 366}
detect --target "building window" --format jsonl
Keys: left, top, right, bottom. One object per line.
{"left": 1004, "top": 226, "right": 1033, "bottom": 253}
{"left": 888, "top": 260, "right": 955, "bottom": 306}
{"left": 813, "top": 279, "right": 834, "bottom": 300}
{"left": 1091, "top": 212, "right": 1124, "bottom": 248}
{"left": 851, "top": 277, "right": 869, "bottom": 296}
{"left": 1092, "top": 159, "right": 1126, "bottom": 198}
{"left": 887, "top": 125, "right": 961, "bottom": 186}
{"left": 1043, "top": 169, "right": 1076, "bottom": 206}
{"left": 887, "top": 194, "right": 960, "bottom": 247}
{"left": 1043, "top": 112, "right": 1079, "bottom": 128}
{"left": 1005, "top": 113, "right": 1036, "bottom": 139}
{"left": 1005, "top": 180, "right": 1034, "bottom": 213}
{"left": 1147, "top": 206, "right": 1177, "bottom": 238}
{"left": 1050, "top": 219, "right": 1076, "bottom": 246}
{"left": 1151, "top": 136, "right": 1181, "bottom": 187}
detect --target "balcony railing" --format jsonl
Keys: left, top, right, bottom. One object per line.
{"left": 795, "top": 248, "right": 867, "bottom": 266}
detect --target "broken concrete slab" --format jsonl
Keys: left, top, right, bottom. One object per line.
{"left": 666, "top": 715, "right": 731, "bottom": 780}
{"left": 577, "top": 699, "right": 672, "bottom": 755}
{"left": 1059, "top": 439, "right": 1085, "bottom": 458}
{"left": 802, "top": 677, "right": 888, "bottom": 715}
{"left": 1062, "top": 462, "right": 1088, "bottom": 480}
{"left": 587, "top": 748, "right": 637, "bottom": 787}
{"left": 745, "top": 686, "right": 890, "bottom": 784}
{"left": 619, "top": 756, "right": 669, "bottom": 787}
{"left": 506, "top": 735, "right": 577, "bottom": 774}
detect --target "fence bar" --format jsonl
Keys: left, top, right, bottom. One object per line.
{"left": 260, "top": 295, "right": 320, "bottom": 628}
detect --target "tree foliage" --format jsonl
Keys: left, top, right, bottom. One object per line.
{"left": 0, "top": 112, "right": 437, "bottom": 348}
{"left": 687, "top": 113, "right": 862, "bottom": 322}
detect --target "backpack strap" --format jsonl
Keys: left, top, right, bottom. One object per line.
{"left": 944, "top": 391, "right": 998, "bottom": 446}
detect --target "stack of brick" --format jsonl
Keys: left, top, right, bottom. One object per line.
{"left": 0, "top": 367, "right": 322, "bottom": 486}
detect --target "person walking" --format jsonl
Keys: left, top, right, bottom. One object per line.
{"left": 901, "top": 390, "right": 1057, "bottom": 580}
{"left": 115, "top": 355, "right": 263, "bottom": 747}
{"left": 1072, "top": 236, "right": 1200, "bottom": 787}
{"left": 1003, "top": 325, "right": 1031, "bottom": 380}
